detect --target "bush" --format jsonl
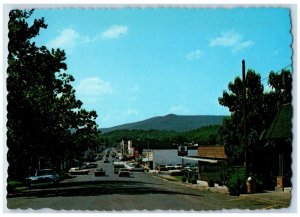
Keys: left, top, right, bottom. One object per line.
{"left": 7, "top": 180, "right": 26, "bottom": 193}
{"left": 208, "top": 180, "right": 214, "bottom": 187}
{"left": 227, "top": 167, "right": 246, "bottom": 196}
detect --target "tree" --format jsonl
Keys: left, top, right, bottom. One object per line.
{"left": 262, "top": 69, "right": 293, "bottom": 127}
{"left": 7, "top": 9, "right": 100, "bottom": 181}
{"left": 218, "top": 67, "right": 292, "bottom": 168}
{"left": 218, "top": 69, "right": 265, "bottom": 165}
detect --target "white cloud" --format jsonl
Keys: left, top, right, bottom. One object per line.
{"left": 169, "top": 106, "right": 190, "bottom": 114}
{"left": 76, "top": 77, "right": 113, "bottom": 96}
{"left": 47, "top": 28, "right": 80, "bottom": 52}
{"left": 186, "top": 49, "right": 204, "bottom": 61}
{"left": 82, "top": 35, "right": 98, "bottom": 44}
{"left": 122, "top": 109, "right": 139, "bottom": 117}
{"left": 101, "top": 25, "right": 128, "bottom": 39}
{"left": 209, "top": 30, "right": 254, "bottom": 52}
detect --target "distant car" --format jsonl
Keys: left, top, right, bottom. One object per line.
{"left": 27, "top": 169, "right": 59, "bottom": 187}
{"left": 85, "top": 163, "right": 98, "bottom": 169}
{"left": 69, "top": 167, "right": 89, "bottom": 175}
{"left": 113, "top": 162, "right": 125, "bottom": 174}
{"left": 104, "top": 159, "right": 110, "bottom": 163}
{"left": 118, "top": 168, "right": 130, "bottom": 177}
{"left": 166, "top": 165, "right": 175, "bottom": 170}
{"left": 157, "top": 165, "right": 167, "bottom": 172}
{"left": 94, "top": 168, "right": 106, "bottom": 176}
{"left": 126, "top": 163, "right": 144, "bottom": 172}
{"left": 175, "top": 164, "right": 183, "bottom": 170}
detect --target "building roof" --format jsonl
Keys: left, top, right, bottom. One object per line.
{"left": 197, "top": 146, "right": 227, "bottom": 159}
{"left": 264, "top": 103, "right": 292, "bottom": 140}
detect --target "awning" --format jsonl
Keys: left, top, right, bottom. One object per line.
{"left": 182, "top": 156, "right": 219, "bottom": 163}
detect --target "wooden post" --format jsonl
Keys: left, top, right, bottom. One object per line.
{"left": 242, "top": 59, "right": 249, "bottom": 177}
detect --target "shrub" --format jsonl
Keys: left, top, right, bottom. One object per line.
{"left": 227, "top": 167, "right": 246, "bottom": 196}
{"left": 7, "top": 180, "right": 26, "bottom": 193}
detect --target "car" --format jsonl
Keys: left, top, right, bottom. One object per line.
{"left": 166, "top": 164, "right": 175, "bottom": 170}
{"left": 69, "top": 167, "right": 89, "bottom": 175}
{"left": 27, "top": 169, "right": 59, "bottom": 187}
{"left": 175, "top": 164, "right": 183, "bottom": 170}
{"left": 104, "top": 159, "right": 110, "bottom": 163}
{"left": 85, "top": 163, "right": 98, "bottom": 169}
{"left": 118, "top": 168, "right": 130, "bottom": 177}
{"left": 113, "top": 162, "right": 125, "bottom": 174}
{"left": 126, "top": 163, "right": 144, "bottom": 172}
{"left": 94, "top": 168, "right": 106, "bottom": 176}
{"left": 157, "top": 165, "right": 167, "bottom": 172}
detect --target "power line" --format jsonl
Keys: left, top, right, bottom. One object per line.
{"left": 261, "top": 64, "right": 292, "bottom": 82}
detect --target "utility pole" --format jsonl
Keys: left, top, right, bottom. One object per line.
{"left": 242, "top": 59, "right": 248, "bottom": 177}
{"left": 147, "top": 140, "right": 150, "bottom": 169}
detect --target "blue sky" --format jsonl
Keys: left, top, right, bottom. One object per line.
{"left": 28, "top": 7, "right": 292, "bottom": 128}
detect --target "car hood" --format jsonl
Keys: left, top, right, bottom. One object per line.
{"left": 28, "top": 175, "right": 54, "bottom": 180}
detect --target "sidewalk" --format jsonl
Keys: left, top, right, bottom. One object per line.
{"left": 240, "top": 190, "right": 292, "bottom": 207}
{"left": 150, "top": 171, "right": 292, "bottom": 207}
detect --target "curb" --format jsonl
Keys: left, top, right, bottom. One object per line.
{"left": 239, "top": 193, "right": 291, "bottom": 207}
{"left": 147, "top": 172, "right": 228, "bottom": 194}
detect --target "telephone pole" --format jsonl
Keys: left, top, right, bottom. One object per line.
{"left": 242, "top": 59, "right": 248, "bottom": 177}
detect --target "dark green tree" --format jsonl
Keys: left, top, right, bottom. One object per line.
{"left": 218, "top": 67, "right": 292, "bottom": 167}
{"left": 218, "top": 69, "right": 265, "bottom": 165}
{"left": 7, "top": 9, "right": 99, "bottom": 181}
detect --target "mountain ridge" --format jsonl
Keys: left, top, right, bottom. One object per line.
{"left": 100, "top": 114, "right": 227, "bottom": 134}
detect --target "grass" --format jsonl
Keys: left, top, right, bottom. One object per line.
{"left": 7, "top": 180, "right": 29, "bottom": 193}
{"left": 173, "top": 176, "right": 183, "bottom": 182}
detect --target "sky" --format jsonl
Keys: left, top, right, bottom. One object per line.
{"left": 23, "top": 7, "right": 292, "bottom": 128}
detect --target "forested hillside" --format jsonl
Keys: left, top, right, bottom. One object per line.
{"left": 101, "top": 125, "right": 221, "bottom": 146}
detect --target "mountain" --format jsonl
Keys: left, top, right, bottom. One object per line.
{"left": 100, "top": 114, "right": 227, "bottom": 134}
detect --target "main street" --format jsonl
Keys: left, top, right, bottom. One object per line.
{"left": 7, "top": 150, "right": 285, "bottom": 211}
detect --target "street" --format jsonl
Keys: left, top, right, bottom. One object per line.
{"left": 6, "top": 150, "right": 287, "bottom": 211}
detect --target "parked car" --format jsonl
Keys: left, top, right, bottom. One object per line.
{"left": 118, "top": 168, "right": 130, "bottom": 177}
{"left": 175, "top": 164, "right": 183, "bottom": 170}
{"left": 85, "top": 163, "right": 98, "bottom": 169}
{"left": 94, "top": 168, "right": 106, "bottom": 176}
{"left": 104, "top": 159, "right": 110, "bottom": 163}
{"left": 157, "top": 165, "right": 167, "bottom": 172}
{"left": 27, "top": 169, "right": 59, "bottom": 187}
{"left": 127, "top": 163, "right": 144, "bottom": 172}
{"left": 69, "top": 167, "right": 89, "bottom": 175}
{"left": 166, "top": 164, "right": 175, "bottom": 170}
{"left": 113, "top": 162, "right": 125, "bottom": 174}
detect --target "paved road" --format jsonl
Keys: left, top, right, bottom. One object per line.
{"left": 6, "top": 150, "right": 287, "bottom": 211}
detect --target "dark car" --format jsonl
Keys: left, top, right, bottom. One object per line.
{"left": 104, "top": 159, "right": 110, "bottom": 163}
{"left": 94, "top": 168, "right": 106, "bottom": 176}
{"left": 118, "top": 168, "right": 130, "bottom": 177}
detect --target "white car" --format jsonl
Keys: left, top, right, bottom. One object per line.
{"left": 27, "top": 169, "right": 59, "bottom": 187}
{"left": 69, "top": 167, "right": 89, "bottom": 175}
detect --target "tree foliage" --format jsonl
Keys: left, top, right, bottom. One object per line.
{"left": 218, "top": 68, "right": 292, "bottom": 166}
{"left": 101, "top": 125, "right": 221, "bottom": 147}
{"left": 7, "top": 10, "right": 100, "bottom": 181}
